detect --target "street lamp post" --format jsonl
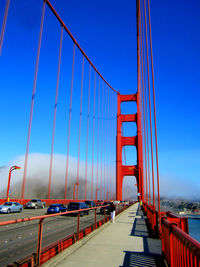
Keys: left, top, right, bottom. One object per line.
{"left": 6, "top": 166, "right": 21, "bottom": 201}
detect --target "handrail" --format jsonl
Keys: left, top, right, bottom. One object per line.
{"left": 162, "top": 217, "right": 200, "bottom": 267}
{"left": 0, "top": 204, "right": 109, "bottom": 226}
{"left": 0, "top": 202, "right": 130, "bottom": 266}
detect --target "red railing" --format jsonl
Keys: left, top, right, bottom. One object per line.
{"left": 162, "top": 217, "right": 200, "bottom": 267}
{"left": 2, "top": 203, "right": 131, "bottom": 266}
{"left": 142, "top": 202, "right": 200, "bottom": 266}
{"left": 142, "top": 202, "right": 159, "bottom": 235}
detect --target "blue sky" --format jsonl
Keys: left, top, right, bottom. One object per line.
{"left": 0, "top": 0, "right": 199, "bottom": 198}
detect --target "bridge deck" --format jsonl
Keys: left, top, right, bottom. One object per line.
{"left": 43, "top": 203, "right": 164, "bottom": 267}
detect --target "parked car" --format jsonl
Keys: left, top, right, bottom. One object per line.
{"left": 85, "top": 200, "right": 96, "bottom": 208}
{"left": 47, "top": 204, "right": 67, "bottom": 214}
{"left": 100, "top": 202, "right": 112, "bottom": 214}
{"left": 0, "top": 202, "right": 23, "bottom": 214}
{"left": 25, "top": 199, "right": 46, "bottom": 209}
{"left": 67, "top": 202, "right": 89, "bottom": 216}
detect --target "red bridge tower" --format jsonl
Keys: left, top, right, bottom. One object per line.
{"left": 116, "top": 93, "right": 144, "bottom": 201}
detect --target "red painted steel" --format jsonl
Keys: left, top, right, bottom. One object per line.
{"left": 0, "top": 0, "right": 10, "bottom": 55}
{"left": 96, "top": 77, "right": 101, "bottom": 200}
{"left": 162, "top": 217, "right": 200, "bottom": 267}
{"left": 146, "top": 0, "right": 161, "bottom": 214}
{"left": 116, "top": 92, "right": 143, "bottom": 201}
{"left": 21, "top": 1, "right": 46, "bottom": 199}
{"left": 4, "top": 204, "right": 132, "bottom": 266}
{"left": 48, "top": 26, "right": 64, "bottom": 199}
{"left": 85, "top": 65, "right": 91, "bottom": 200}
{"left": 6, "top": 166, "right": 21, "bottom": 201}
{"left": 140, "top": 0, "right": 151, "bottom": 205}
{"left": 37, "top": 218, "right": 44, "bottom": 266}
{"left": 64, "top": 43, "right": 76, "bottom": 199}
{"left": 76, "top": 56, "right": 85, "bottom": 200}
{"left": 100, "top": 83, "right": 104, "bottom": 200}
{"left": 137, "top": 0, "right": 144, "bottom": 202}
{"left": 45, "top": 0, "right": 118, "bottom": 94}
{"left": 91, "top": 72, "right": 96, "bottom": 200}
{"left": 139, "top": 7, "right": 148, "bottom": 204}
{"left": 142, "top": 0, "right": 156, "bottom": 208}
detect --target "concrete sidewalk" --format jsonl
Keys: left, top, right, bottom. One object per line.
{"left": 43, "top": 203, "right": 164, "bottom": 267}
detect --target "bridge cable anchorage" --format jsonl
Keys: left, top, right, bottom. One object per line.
{"left": 147, "top": 0, "right": 161, "bottom": 214}
{"left": 64, "top": 42, "right": 76, "bottom": 199}
{"left": 45, "top": 0, "right": 119, "bottom": 94}
{"left": 48, "top": 25, "right": 64, "bottom": 199}
{"left": 84, "top": 64, "right": 91, "bottom": 200}
{"left": 0, "top": 0, "right": 10, "bottom": 56}
{"left": 76, "top": 55, "right": 85, "bottom": 200}
{"left": 21, "top": 0, "right": 46, "bottom": 199}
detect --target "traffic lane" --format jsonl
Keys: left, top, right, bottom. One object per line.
{"left": 0, "top": 206, "right": 104, "bottom": 222}
{"left": 0, "top": 207, "right": 49, "bottom": 223}
{"left": 0, "top": 212, "right": 106, "bottom": 266}
{"left": 0, "top": 209, "right": 100, "bottom": 242}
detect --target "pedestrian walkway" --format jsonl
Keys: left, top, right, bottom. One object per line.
{"left": 44, "top": 203, "right": 164, "bottom": 267}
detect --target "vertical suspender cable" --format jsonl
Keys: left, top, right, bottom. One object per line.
{"left": 143, "top": 0, "right": 155, "bottom": 208}
{"left": 48, "top": 26, "right": 63, "bottom": 199}
{"left": 108, "top": 88, "right": 111, "bottom": 199}
{"left": 76, "top": 55, "right": 85, "bottom": 200}
{"left": 64, "top": 42, "right": 76, "bottom": 199}
{"left": 21, "top": 1, "right": 46, "bottom": 199}
{"left": 85, "top": 65, "right": 91, "bottom": 200}
{"left": 91, "top": 71, "right": 96, "bottom": 200}
{"left": 147, "top": 0, "right": 161, "bottom": 213}
{"left": 0, "top": 0, "right": 10, "bottom": 55}
{"left": 100, "top": 82, "right": 104, "bottom": 200}
{"left": 141, "top": 0, "right": 151, "bottom": 205}
{"left": 96, "top": 76, "right": 101, "bottom": 200}
{"left": 104, "top": 85, "right": 107, "bottom": 200}
{"left": 139, "top": 5, "right": 148, "bottom": 204}
{"left": 107, "top": 86, "right": 109, "bottom": 200}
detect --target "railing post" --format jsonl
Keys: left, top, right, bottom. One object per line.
{"left": 77, "top": 211, "right": 80, "bottom": 240}
{"left": 169, "top": 223, "right": 177, "bottom": 267}
{"left": 94, "top": 208, "right": 97, "bottom": 229}
{"left": 36, "top": 218, "right": 44, "bottom": 266}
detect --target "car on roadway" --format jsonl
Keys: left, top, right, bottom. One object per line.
{"left": 85, "top": 200, "right": 96, "bottom": 208}
{"left": 67, "top": 202, "right": 89, "bottom": 216}
{"left": 100, "top": 202, "right": 112, "bottom": 214}
{"left": 25, "top": 199, "right": 46, "bottom": 209}
{"left": 47, "top": 204, "right": 67, "bottom": 214}
{"left": 0, "top": 202, "right": 23, "bottom": 214}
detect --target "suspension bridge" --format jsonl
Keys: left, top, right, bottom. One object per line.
{"left": 0, "top": 0, "right": 200, "bottom": 266}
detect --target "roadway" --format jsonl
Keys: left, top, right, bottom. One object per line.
{"left": 0, "top": 208, "right": 105, "bottom": 266}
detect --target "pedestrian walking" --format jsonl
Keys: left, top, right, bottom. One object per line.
{"left": 110, "top": 202, "right": 116, "bottom": 223}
